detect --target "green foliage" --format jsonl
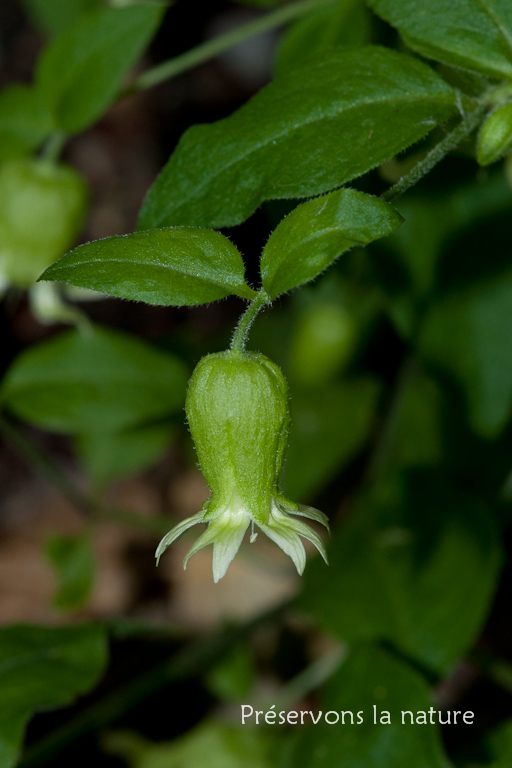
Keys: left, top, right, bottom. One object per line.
{"left": 22, "top": 0, "right": 101, "bottom": 37}
{"left": 378, "top": 172, "right": 512, "bottom": 337}
{"left": 105, "top": 721, "right": 274, "bottom": 768}
{"left": 283, "top": 378, "right": 380, "bottom": 500}
{"left": 2, "top": 1, "right": 512, "bottom": 764}
{"left": 1, "top": 325, "right": 188, "bottom": 433}
{"left": 0, "top": 86, "right": 53, "bottom": 163}
{"left": 0, "top": 158, "right": 89, "bottom": 288}
{"left": 387, "top": 367, "right": 445, "bottom": 470}
{"left": 35, "top": 4, "right": 165, "bottom": 134}
{"left": 485, "top": 720, "right": 512, "bottom": 768}
{"left": 366, "top": 0, "right": 512, "bottom": 79}
{"left": 275, "top": 0, "right": 372, "bottom": 74}
{"left": 282, "top": 644, "right": 452, "bottom": 768}
{"left": 205, "top": 645, "right": 255, "bottom": 702}
{"left": 45, "top": 532, "right": 95, "bottom": 611}
{"left": 419, "top": 267, "right": 512, "bottom": 437}
{"left": 299, "top": 472, "right": 502, "bottom": 673}
{"left": 138, "top": 46, "right": 455, "bottom": 229}
{"left": 261, "top": 189, "right": 403, "bottom": 298}
{"left": 41, "top": 228, "right": 257, "bottom": 304}
{"left": 0, "top": 624, "right": 107, "bottom": 768}
{"left": 76, "top": 423, "right": 176, "bottom": 488}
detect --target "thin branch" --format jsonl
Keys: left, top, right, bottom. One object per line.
{"left": 128, "top": 0, "right": 331, "bottom": 95}
{"left": 382, "top": 103, "right": 487, "bottom": 203}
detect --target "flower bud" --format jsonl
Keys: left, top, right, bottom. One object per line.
{"left": 156, "top": 350, "right": 328, "bottom": 582}
{"left": 0, "top": 158, "right": 89, "bottom": 288}
{"left": 289, "top": 303, "right": 355, "bottom": 388}
{"left": 477, "top": 104, "right": 512, "bottom": 166}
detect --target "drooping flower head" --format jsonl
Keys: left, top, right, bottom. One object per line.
{"left": 156, "top": 349, "right": 328, "bottom": 581}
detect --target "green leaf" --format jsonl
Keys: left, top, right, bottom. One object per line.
{"left": 419, "top": 267, "right": 512, "bottom": 437}
{"left": 138, "top": 46, "right": 456, "bottom": 230}
{"left": 76, "top": 423, "right": 176, "bottom": 488}
{"left": 1, "top": 325, "right": 188, "bottom": 433}
{"left": 283, "top": 644, "right": 452, "bottom": 768}
{"left": 0, "top": 85, "right": 53, "bottom": 162}
{"left": 282, "top": 378, "right": 380, "bottom": 500}
{"left": 22, "top": 0, "right": 101, "bottom": 37}
{"left": 104, "top": 720, "right": 274, "bottom": 768}
{"left": 485, "top": 720, "right": 512, "bottom": 768}
{"left": 40, "top": 228, "right": 257, "bottom": 304}
{"left": 261, "top": 189, "right": 403, "bottom": 299}
{"left": 366, "top": 0, "right": 512, "bottom": 79}
{"left": 275, "top": 0, "right": 372, "bottom": 75}
{"left": 0, "top": 624, "right": 107, "bottom": 768}
{"left": 205, "top": 645, "right": 255, "bottom": 702}
{"left": 35, "top": 4, "right": 165, "bottom": 134}
{"left": 299, "top": 471, "right": 502, "bottom": 673}
{"left": 388, "top": 367, "right": 445, "bottom": 470}
{"left": 45, "top": 533, "right": 95, "bottom": 611}
{"left": 377, "top": 172, "right": 512, "bottom": 338}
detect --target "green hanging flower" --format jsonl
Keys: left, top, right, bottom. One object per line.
{"left": 156, "top": 349, "right": 329, "bottom": 582}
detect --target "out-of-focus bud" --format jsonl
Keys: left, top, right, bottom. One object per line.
{"left": 0, "top": 158, "right": 89, "bottom": 288}
{"left": 477, "top": 104, "right": 512, "bottom": 166}
{"left": 288, "top": 303, "right": 355, "bottom": 388}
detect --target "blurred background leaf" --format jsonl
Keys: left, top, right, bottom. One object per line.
{"left": 1, "top": 325, "right": 188, "bottom": 433}
{"left": 104, "top": 721, "right": 275, "bottom": 768}
{"left": 35, "top": 4, "right": 165, "bottom": 133}
{"left": 281, "top": 644, "right": 453, "bottom": 768}
{"left": 45, "top": 532, "right": 95, "bottom": 611}
{"left": 299, "top": 471, "right": 502, "bottom": 673}
{"left": 0, "top": 625, "right": 107, "bottom": 768}
{"left": 22, "top": 0, "right": 101, "bottom": 37}
{"left": 275, "top": 0, "right": 372, "bottom": 74}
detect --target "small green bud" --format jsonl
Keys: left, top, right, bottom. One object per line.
{"left": 289, "top": 303, "right": 355, "bottom": 388}
{"left": 477, "top": 104, "right": 512, "bottom": 166}
{"left": 156, "top": 350, "right": 328, "bottom": 582}
{"left": 0, "top": 158, "right": 89, "bottom": 288}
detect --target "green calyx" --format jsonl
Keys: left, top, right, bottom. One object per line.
{"left": 0, "top": 158, "right": 89, "bottom": 289}
{"left": 156, "top": 349, "right": 329, "bottom": 582}
{"left": 186, "top": 349, "right": 289, "bottom": 524}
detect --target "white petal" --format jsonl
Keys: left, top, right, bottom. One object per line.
{"left": 258, "top": 519, "right": 307, "bottom": 575}
{"left": 288, "top": 517, "right": 329, "bottom": 565}
{"left": 155, "top": 510, "right": 205, "bottom": 565}
{"left": 288, "top": 503, "right": 330, "bottom": 531}
{"left": 184, "top": 504, "right": 251, "bottom": 581}
{"left": 212, "top": 518, "right": 250, "bottom": 582}
{"left": 183, "top": 524, "right": 218, "bottom": 569}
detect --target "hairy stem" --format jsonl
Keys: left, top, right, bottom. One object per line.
{"left": 382, "top": 103, "right": 487, "bottom": 203}
{"left": 129, "top": 0, "right": 330, "bottom": 94}
{"left": 230, "top": 290, "right": 270, "bottom": 352}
